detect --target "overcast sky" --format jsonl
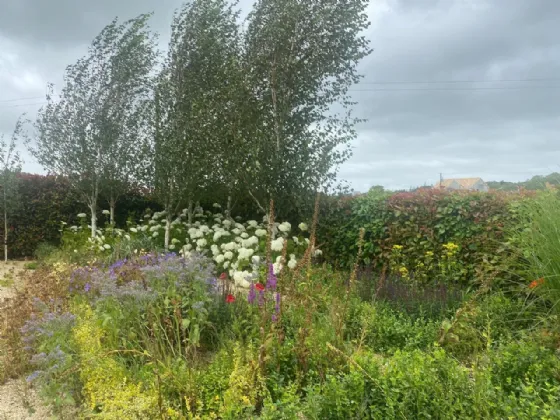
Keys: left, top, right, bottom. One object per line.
{"left": 1, "top": 0, "right": 559, "bottom": 191}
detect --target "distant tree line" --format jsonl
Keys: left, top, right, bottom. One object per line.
{"left": 487, "top": 173, "right": 560, "bottom": 191}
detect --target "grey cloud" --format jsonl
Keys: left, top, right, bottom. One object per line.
{"left": 1, "top": 0, "right": 559, "bottom": 192}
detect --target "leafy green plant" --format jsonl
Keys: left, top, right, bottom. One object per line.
{"left": 509, "top": 191, "right": 560, "bottom": 316}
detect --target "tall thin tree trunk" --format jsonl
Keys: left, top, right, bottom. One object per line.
{"left": 109, "top": 199, "right": 116, "bottom": 226}
{"left": 164, "top": 214, "right": 171, "bottom": 251}
{"left": 3, "top": 200, "right": 7, "bottom": 263}
{"left": 187, "top": 200, "right": 193, "bottom": 225}
{"left": 226, "top": 194, "right": 232, "bottom": 220}
{"left": 89, "top": 202, "right": 97, "bottom": 238}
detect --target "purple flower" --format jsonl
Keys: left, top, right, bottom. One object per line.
{"left": 273, "top": 292, "right": 281, "bottom": 322}
{"left": 267, "top": 264, "right": 277, "bottom": 290}
{"left": 258, "top": 290, "right": 265, "bottom": 307}
{"left": 84, "top": 283, "right": 91, "bottom": 292}
{"left": 248, "top": 282, "right": 256, "bottom": 304}
{"left": 26, "top": 371, "right": 41, "bottom": 383}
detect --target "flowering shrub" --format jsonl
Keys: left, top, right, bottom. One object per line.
{"left": 62, "top": 205, "right": 318, "bottom": 288}
{"left": 319, "top": 188, "right": 523, "bottom": 285}
{"left": 388, "top": 242, "right": 466, "bottom": 284}
{"left": 0, "top": 173, "right": 160, "bottom": 258}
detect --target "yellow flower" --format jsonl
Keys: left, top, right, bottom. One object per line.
{"left": 442, "top": 242, "right": 459, "bottom": 251}
{"left": 425, "top": 251, "right": 434, "bottom": 257}
{"left": 392, "top": 244, "right": 404, "bottom": 251}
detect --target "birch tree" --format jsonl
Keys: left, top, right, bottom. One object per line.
{"left": 0, "top": 119, "right": 24, "bottom": 262}
{"left": 32, "top": 15, "right": 157, "bottom": 237}
{"left": 241, "top": 0, "right": 371, "bottom": 216}
{"left": 153, "top": 0, "right": 242, "bottom": 249}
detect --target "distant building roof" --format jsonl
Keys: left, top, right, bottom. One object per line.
{"left": 435, "top": 177, "right": 487, "bottom": 190}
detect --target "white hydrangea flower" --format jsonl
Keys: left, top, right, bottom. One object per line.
{"left": 240, "top": 232, "right": 249, "bottom": 239}
{"left": 233, "top": 271, "right": 251, "bottom": 288}
{"left": 220, "top": 230, "right": 231, "bottom": 237}
{"left": 214, "top": 254, "right": 225, "bottom": 264}
{"left": 278, "top": 222, "right": 291, "bottom": 233}
{"left": 223, "top": 242, "right": 237, "bottom": 251}
{"left": 247, "top": 220, "right": 258, "bottom": 228}
{"left": 103, "top": 244, "right": 111, "bottom": 250}
{"left": 288, "top": 259, "right": 297, "bottom": 269}
{"left": 196, "top": 238, "right": 207, "bottom": 248}
{"left": 314, "top": 249, "right": 323, "bottom": 257}
{"left": 255, "top": 229, "right": 267, "bottom": 237}
{"left": 141, "top": 225, "right": 149, "bottom": 232}
{"left": 99, "top": 246, "right": 105, "bottom": 251}
{"left": 232, "top": 228, "right": 241, "bottom": 235}
{"left": 235, "top": 236, "right": 243, "bottom": 243}
{"left": 252, "top": 255, "right": 261, "bottom": 265}
{"left": 130, "top": 227, "right": 138, "bottom": 233}
{"left": 213, "top": 203, "right": 221, "bottom": 208}
{"left": 271, "top": 237, "right": 284, "bottom": 252}
{"left": 171, "top": 238, "right": 181, "bottom": 245}
{"left": 224, "top": 251, "right": 234, "bottom": 260}
{"left": 102, "top": 209, "right": 110, "bottom": 215}
{"left": 200, "top": 225, "right": 210, "bottom": 234}
{"left": 235, "top": 223, "right": 245, "bottom": 231}
{"left": 292, "top": 236, "right": 299, "bottom": 245}
{"left": 298, "top": 222, "right": 308, "bottom": 232}
{"left": 77, "top": 213, "right": 86, "bottom": 218}
{"left": 125, "top": 234, "right": 130, "bottom": 240}
{"left": 237, "top": 247, "right": 254, "bottom": 260}
{"left": 222, "top": 219, "right": 232, "bottom": 227}
{"left": 223, "top": 261, "right": 230, "bottom": 269}
{"left": 211, "top": 244, "right": 220, "bottom": 256}
{"left": 273, "top": 262, "right": 283, "bottom": 275}
{"left": 152, "top": 231, "right": 159, "bottom": 238}
{"left": 148, "top": 220, "right": 157, "bottom": 225}
{"left": 149, "top": 225, "right": 161, "bottom": 232}
{"left": 305, "top": 238, "right": 310, "bottom": 245}
{"left": 169, "top": 244, "right": 176, "bottom": 250}
{"left": 276, "top": 255, "right": 283, "bottom": 264}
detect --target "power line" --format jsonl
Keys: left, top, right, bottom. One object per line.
{"left": 356, "top": 77, "right": 560, "bottom": 85}
{"left": 0, "top": 102, "right": 47, "bottom": 109}
{"left": 348, "top": 85, "right": 560, "bottom": 92}
{"left": 2, "top": 78, "right": 559, "bottom": 105}
{"left": 0, "top": 96, "right": 44, "bottom": 104}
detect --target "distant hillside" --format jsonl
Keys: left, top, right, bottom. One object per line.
{"left": 487, "top": 172, "right": 560, "bottom": 191}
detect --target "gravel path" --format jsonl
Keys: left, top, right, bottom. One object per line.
{"left": 0, "top": 261, "right": 52, "bottom": 419}
{"left": 0, "top": 378, "right": 50, "bottom": 419}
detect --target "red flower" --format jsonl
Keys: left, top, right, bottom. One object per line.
{"left": 225, "top": 294, "right": 235, "bottom": 303}
{"left": 255, "top": 283, "right": 265, "bottom": 292}
{"left": 219, "top": 272, "right": 227, "bottom": 280}
{"left": 529, "top": 278, "right": 544, "bottom": 289}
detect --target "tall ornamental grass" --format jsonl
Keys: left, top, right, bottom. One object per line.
{"left": 510, "top": 191, "right": 560, "bottom": 314}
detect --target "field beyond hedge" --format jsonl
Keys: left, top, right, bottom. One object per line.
{"left": 0, "top": 188, "right": 559, "bottom": 419}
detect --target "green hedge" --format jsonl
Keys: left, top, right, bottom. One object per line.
{"left": 317, "top": 188, "right": 526, "bottom": 284}
{"left": 0, "top": 174, "right": 160, "bottom": 258}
